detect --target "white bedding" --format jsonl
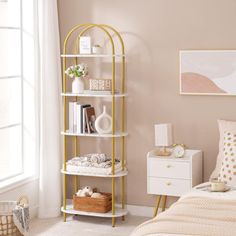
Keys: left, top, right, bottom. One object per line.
{"left": 136, "top": 182, "right": 236, "bottom": 236}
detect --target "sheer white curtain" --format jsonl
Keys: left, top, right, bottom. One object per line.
{"left": 38, "top": 0, "right": 62, "bottom": 218}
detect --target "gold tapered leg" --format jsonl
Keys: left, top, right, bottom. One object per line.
{"left": 153, "top": 195, "right": 162, "bottom": 217}
{"left": 162, "top": 195, "right": 167, "bottom": 212}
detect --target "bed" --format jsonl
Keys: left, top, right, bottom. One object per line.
{"left": 130, "top": 182, "right": 236, "bottom": 236}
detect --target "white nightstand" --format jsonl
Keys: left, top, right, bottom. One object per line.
{"left": 147, "top": 149, "right": 203, "bottom": 216}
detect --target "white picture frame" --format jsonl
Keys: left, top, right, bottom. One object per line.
{"left": 179, "top": 50, "right": 236, "bottom": 96}
{"left": 79, "top": 36, "right": 91, "bottom": 54}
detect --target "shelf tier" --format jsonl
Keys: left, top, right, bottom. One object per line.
{"left": 61, "top": 54, "right": 125, "bottom": 58}
{"left": 61, "top": 92, "right": 127, "bottom": 98}
{"left": 61, "top": 169, "right": 128, "bottom": 178}
{"left": 61, "top": 205, "right": 127, "bottom": 218}
{"left": 61, "top": 131, "right": 128, "bottom": 138}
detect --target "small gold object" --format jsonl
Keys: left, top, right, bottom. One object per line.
{"left": 172, "top": 143, "right": 186, "bottom": 158}
{"left": 157, "top": 147, "right": 171, "bottom": 156}
{"left": 166, "top": 182, "right": 171, "bottom": 186}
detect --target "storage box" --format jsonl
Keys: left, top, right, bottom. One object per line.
{"left": 73, "top": 193, "right": 112, "bottom": 213}
{"left": 89, "top": 79, "right": 112, "bottom": 91}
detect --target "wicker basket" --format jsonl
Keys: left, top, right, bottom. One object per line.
{"left": 73, "top": 193, "right": 112, "bottom": 213}
{"left": 0, "top": 196, "right": 28, "bottom": 236}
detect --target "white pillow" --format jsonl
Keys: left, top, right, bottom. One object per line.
{"left": 210, "top": 119, "right": 236, "bottom": 180}
{"left": 218, "top": 130, "right": 236, "bottom": 186}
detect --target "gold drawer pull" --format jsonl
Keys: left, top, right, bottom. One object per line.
{"left": 166, "top": 164, "right": 172, "bottom": 168}
{"left": 166, "top": 182, "right": 171, "bottom": 186}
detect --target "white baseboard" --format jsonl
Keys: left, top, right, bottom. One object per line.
{"left": 30, "top": 205, "right": 38, "bottom": 219}
{"left": 116, "top": 204, "right": 163, "bottom": 218}
{"left": 126, "top": 204, "right": 154, "bottom": 217}
{"left": 31, "top": 203, "right": 159, "bottom": 219}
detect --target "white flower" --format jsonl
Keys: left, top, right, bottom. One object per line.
{"left": 65, "top": 63, "right": 88, "bottom": 78}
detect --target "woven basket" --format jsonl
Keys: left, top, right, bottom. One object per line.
{"left": 73, "top": 192, "right": 112, "bottom": 213}
{"left": 0, "top": 196, "right": 28, "bottom": 236}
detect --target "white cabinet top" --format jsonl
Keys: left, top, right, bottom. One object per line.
{"left": 147, "top": 149, "right": 202, "bottom": 162}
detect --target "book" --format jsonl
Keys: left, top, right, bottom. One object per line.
{"left": 76, "top": 103, "right": 91, "bottom": 133}
{"left": 85, "top": 107, "right": 96, "bottom": 133}
{"left": 69, "top": 102, "right": 75, "bottom": 132}
{"left": 73, "top": 102, "right": 78, "bottom": 132}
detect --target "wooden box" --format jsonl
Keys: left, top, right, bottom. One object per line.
{"left": 73, "top": 193, "right": 112, "bottom": 213}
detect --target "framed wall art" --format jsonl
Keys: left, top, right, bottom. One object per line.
{"left": 180, "top": 50, "right": 236, "bottom": 95}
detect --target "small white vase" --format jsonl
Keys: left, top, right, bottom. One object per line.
{"left": 95, "top": 106, "right": 112, "bottom": 134}
{"left": 72, "top": 77, "right": 84, "bottom": 94}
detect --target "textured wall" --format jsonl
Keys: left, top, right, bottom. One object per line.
{"left": 58, "top": 0, "right": 236, "bottom": 206}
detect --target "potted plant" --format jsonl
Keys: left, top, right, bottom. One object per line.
{"left": 65, "top": 63, "right": 88, "bottom": 93}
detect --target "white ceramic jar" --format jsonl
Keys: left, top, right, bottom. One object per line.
{"left": 72, "top": 77, "right": 84, "bottom": 94}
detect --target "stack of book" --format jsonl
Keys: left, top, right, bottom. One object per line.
{"left": 69, "top": 102, "right": 96, "bottom": 134}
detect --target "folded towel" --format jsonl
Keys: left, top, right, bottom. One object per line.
{"left": 67, "top": 155, "right": 120, "bottom": 168}
{"left": 66, "top": 162, "right": 124, "bottom": 175}
{"left": 89, "top": 153, "right": 108, "bottom": 164}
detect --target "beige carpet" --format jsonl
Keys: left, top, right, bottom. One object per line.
{"left": 30, "top": 215, "right": 149, "bottom": 236}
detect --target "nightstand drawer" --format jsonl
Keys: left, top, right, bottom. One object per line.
{"left": 148, "top": 159, "right": 190, "bottom": 179}
{"left": 147, "top": 177, "right": 191, "bottom": 197}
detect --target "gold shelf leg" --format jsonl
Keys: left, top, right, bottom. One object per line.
{"left": 162, "top": 195, "right": 167, "bottom": 212}
{"left": 112, "top": 216, "right": 116, "bottom": 227}
{"left": 121, "top": 176, "right": 125, "bottom": 221}
{"left": 153, "top": 195, "right": 162, "bottom": 217}
{"left": 74, "top": 176, "right": 78, "bottom": 193}
{"left": 63, "top": 171, "right": 67, "bottom": 222}
{"left": 112, "top": 177, "right": 115, "bottom": 227}
{"left": 63, "top": 212, "right": 66, "bottom": 222}
{"left": 74, "top": 125, "right": 78, "bottom": 193}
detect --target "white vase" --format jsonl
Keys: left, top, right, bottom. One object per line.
{"left": 72, "top": 77, "right": 84, "bottom": 94}
{"left": 95, "top": 106, "right": 112, "bottom": 134}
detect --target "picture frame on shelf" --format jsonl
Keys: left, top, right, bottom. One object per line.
{"left": 85, "top": 107, "right": 96, "bottom": 133}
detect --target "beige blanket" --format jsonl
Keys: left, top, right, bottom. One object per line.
{"left": 130, "top": 196, "right": 236, "bottom": 236}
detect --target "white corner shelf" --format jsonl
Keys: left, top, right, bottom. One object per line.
{"left": 61, "top": 169, "right": 128, "bottom": 178}
{"left": 61, "top": 92, "right": 127, "bottom": 98}
{"left": 61, "top": 54, "right": 125, "bottom": 58}
{"left": 61, "top": 131, "right": 128, "bottom": 138}
{"left": 61, "top": 205, "right": 127, "bottom": 218}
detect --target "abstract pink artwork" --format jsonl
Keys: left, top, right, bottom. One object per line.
{"left": 180, "top": 50, "right": 236, "bottom": 95}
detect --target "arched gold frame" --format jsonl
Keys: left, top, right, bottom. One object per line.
{"left": 62, "top": 23, "right": 126, "bottom": 227}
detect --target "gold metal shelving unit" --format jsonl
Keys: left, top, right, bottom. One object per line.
{"left": 60, "top": 23, "right": 127, "bottom": 227}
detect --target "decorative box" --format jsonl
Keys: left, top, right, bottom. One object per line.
{"left": 92, "top": 45, "right": 102, "bottom": 54}
{"left": 73, "top": 193, "right": 112, "bottom": 213}
{"left": 89, "top": 79, "right": 112, "bottom": 91}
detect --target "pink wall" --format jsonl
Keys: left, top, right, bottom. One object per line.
{"left": 58, "top": 0, "right": 236, "bottom": 206}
